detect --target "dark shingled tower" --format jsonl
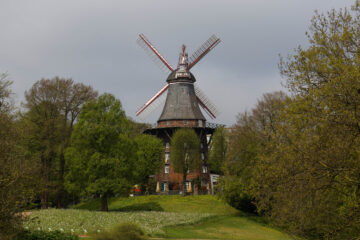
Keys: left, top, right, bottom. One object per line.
{"left": 136, "top": 34, "right": 222, "bottom": 194}
{"left": 158, "top": 72, "right": 205, "bottom": 122}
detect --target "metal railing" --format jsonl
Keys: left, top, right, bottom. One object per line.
{"left": 147, "top": 122, "right": 224, "bottom": 129}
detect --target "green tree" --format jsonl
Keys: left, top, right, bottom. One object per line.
{"left": 23, "top": 77, "right": 97, "bottom": 208}
{"left": 0, "top": 73, "right": 33, "bottom": 239}
{"left": 253, "top": 4, "right": 360, "bottom": 239}
{"left": 134, "top": 134, "right": 163, "bottom": 193}
{"left": 221, "top": 91, "right": 287, "bottom": 212}
{"left": 208, "top": 126, "right": 227, "bottom": 174}
{"left": 171, "top": 128, "right": 201, "bottom": 196}
{"left": 65, "top": 93, "right": 134, "bottom": 211}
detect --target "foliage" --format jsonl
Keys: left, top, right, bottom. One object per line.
{"left": 250, "top": 4, "right": 360, "bottom": 239}
{"left": 22, "top": 77, "right": 97, "bottom": 208}
{"left": 93, "top": 223, "right": 148, "bottom": 240}
{"left": 133, "top": 134, "right": 163, "bottom": 191}
{"left": 170, "top": 128, "right": 201, "bottom": 195}
{"left": 0, "top": 73, "right": 34, "bottom": 240}
{"left": 220, "top": 91, "right": 287, "bottom": 213}
{"left": 24, "top": 208, "right": 213, "bottom": 236}
{"left": 65, "top": 93, "right": 134, "bottom": 211}
{"left": 15, "top": 230, "right": 78, "bottom": 240}
{"left": 208, "top": 126, "right": 227, "bottom": 174}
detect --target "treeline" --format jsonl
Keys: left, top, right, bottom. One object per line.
{"left": 0, "top": 75, "right": 163, "bottom": 239}
{"left": 217, "top": 5, "right": 360, "bottom": 240}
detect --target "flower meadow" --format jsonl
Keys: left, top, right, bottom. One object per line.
{"left": 24, "top": 209, "right": 213, "bottom": 235}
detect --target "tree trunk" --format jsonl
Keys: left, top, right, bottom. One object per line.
{"left": 57, "top": 147, "right": 65, "bottom": 208}
{"left": 101, "top": 194, "right": 108, "bottom": 211}
{"left": 41, "top": 191, "right": 48, "bottom": 209}
{"left": 182, "top": 173, "right": 187, "bottom": 197}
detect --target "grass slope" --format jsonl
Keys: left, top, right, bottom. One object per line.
{"left": 26, "top": 196, "right": 299, "bottom": 239}
{"left": 74, "top": 195, "right": 238, "bottom": 215}
{"left": 163, "top": 216, "right": 297, "bottom": 240}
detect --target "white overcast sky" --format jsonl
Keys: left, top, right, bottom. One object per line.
{"left": 0, "top": 0, "right": 355, "bottom": 125}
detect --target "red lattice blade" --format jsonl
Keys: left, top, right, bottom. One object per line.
{"left": 187, "top": 35, "right": 221, "bottom": 70}
{"left": 136, "top": 84, "right": 169, "bottom": 119}
{"left": 137, "top": 34, "right": 174, "bottom": 74}
{"left": 195, "top": 84, "right": 220, "bottom": 119}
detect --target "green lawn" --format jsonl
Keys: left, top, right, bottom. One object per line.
{"left": 74, "top": 195, "right": 238, "bottom": 215}
{"left": 163, "top": 215, "right": 297, "bottom": 240}
{"left": 25, "top": 195, "right": 300, "bottom": 240}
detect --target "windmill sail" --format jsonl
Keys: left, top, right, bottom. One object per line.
{"left": 136, "top": 84, "right": 169, "bottom": 119}
{"left": 137, "top": 34, "right": 174, "bottom": 75}
{"left": 194, "top": 84, "right": 220, "bottom": 119}
{"left": 187, "top": 35, "right": 221, "bottom": 70}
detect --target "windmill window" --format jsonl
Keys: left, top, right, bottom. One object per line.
{"left": 198, "top": 120, "right": 203, "bottom": 127}
{"left": 165, "top": 165, "right": 170, "bottom": 174}
{"left": 201, "top": 153, "right": 205, "bottom": 160}
{"left": 201, "top": 180, "right": 207, "bottom": 187}
{"left": 202, "top": 166, "right": 208, "bottom": 173}
{"left": 166, "top": 120, "right": 170, "bottom": 126}
{"left": 165, "top": 153, "right": 170, "bottom": 164}
{"left": 184, "top": 120, "right": 187, "bottom": 125}
{"left": 166, "top": 142, "right": 170, "bottom": 148}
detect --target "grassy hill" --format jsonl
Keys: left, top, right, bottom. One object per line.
{"left": 74, "top": 195, "right": 238, "bottom": 215}
{"left": 25, "top": 195, "right": 300, "bottom": 239}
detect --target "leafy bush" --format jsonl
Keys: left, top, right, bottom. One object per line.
{"left": 93, "top": 223, "right": 148, "bottom": 240}
{"left": 15, "top": 230, "right": 79, "bottom": 240}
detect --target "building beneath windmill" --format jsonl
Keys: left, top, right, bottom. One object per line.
{"left": 136, "top": 34, "right": 223, "bottom": 195}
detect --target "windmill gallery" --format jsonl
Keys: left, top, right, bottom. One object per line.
{"left": 135, "top": 34, "right": 222, "bottom": 195}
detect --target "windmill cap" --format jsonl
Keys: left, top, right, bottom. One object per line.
{"left": 166, "top": 70, "right": 196, "bottom": 83}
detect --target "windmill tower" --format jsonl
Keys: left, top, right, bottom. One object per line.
{"left": 136, "top": 34, "right": 222, "bottom": 194}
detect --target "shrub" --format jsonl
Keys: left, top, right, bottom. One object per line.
{"left": 93, "top": 223, "right": 148, "bottom": 240}
{"left": 15, "top": 230, "right": 79, "bottom": 240}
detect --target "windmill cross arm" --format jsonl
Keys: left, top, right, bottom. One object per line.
{"left": 136, "top": 84, "right": 169, "bottom": 117}
{"left": 138, "top": 34, "right": 174, "bottom": 72}
{"left": 197, "top": 96, "right": 216, "bottom": 119}
{"left": 187, "top": 35, "right": 221, "bottom": 70}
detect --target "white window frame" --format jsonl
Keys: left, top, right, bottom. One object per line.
{"left": 165, "top": 165, "right": 170, "bottom": 174}
{"left": 165, "top": 153, "right": 170, "bottom": 164}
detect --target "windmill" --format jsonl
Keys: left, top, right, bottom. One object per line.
{"left": 136, "top": 34, "right": 221, "bottom": 122}
{"left": 136, "top": 34, "right": 222, "bottom": 195}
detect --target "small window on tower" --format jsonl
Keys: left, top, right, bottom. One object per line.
{"left": 202, "top": 166, "right": 208, "bottom": 173}
{"left": 184, "top": 120, "right": 187, "bottom": 125}
{"left": 165, "top": 153, "right": 170, "bottom": 164}
{"left": 201, "top": 143, "right": 203, "bottom": 149}
{"left": 166, "top": 120, "right": 170, "bottom": 126}
{"left": 165, "top": 142, "right": 170, "bottom": 149}
{"left": 201, "top": 153, "right": 205, "bottom": 160}
{"left": 198, "top": 120, "right": 203, "bottom": 127}
{"left": 165, "top": 165, "right": 170, "bottom": 174}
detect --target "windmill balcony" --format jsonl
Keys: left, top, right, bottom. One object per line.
{"left": 147, "top": 121, "right": 224, "bottom": 129}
